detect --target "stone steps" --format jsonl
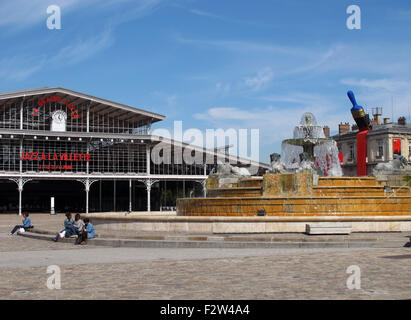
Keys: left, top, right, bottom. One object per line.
{"left": 305, "top": 223, "right": 352, "bottom": 235}
{"left": 237, "top": 177, "right": 264, "bottom": 188}
{"left": 19, "top": 231, "right": 408, "bottom": 248}
{"left": 177, "top": 196, "right": 411, "bottom": 216}
{"left": 313, "top": 186, "right": 411, "bottom": 197}
{"left": 180, "top": 173, "right": 410, "bottom": 218}
{"left": 207, "top": 185, "right": 410, "bottom": 198}
{"left": 207, "top": 187, "right": 262, "bottom": 198}
{"left": 317, "top": 177, "right": 380, "bottom": 187}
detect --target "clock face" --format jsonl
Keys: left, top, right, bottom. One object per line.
{"left": 52, "top": 111, "right": 67, "bottom": 124}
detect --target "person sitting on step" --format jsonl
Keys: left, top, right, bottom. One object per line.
{"left": 53, "top": 213, "right": 75, "bottom": 242}
{"left": 73, "top": 214, "right": 84, "bottom": 236}
{"left": 9, "top": 212, "right": 32, "bottom": 235}
{"left": 76, "top": 218, "right": 95, "bottom": 245}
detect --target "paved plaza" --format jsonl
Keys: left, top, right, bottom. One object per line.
{"left": 0, "top": 214, "right": 410, "bottom": 299}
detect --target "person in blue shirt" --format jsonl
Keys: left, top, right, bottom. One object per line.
{"left": 76, "top": 218, "right": 95, "bottom": 245}
{"left": 53, "top": 213, "right": 75, "bottom": 242}
{"left": 9, "top": 213, "right": 32, "bottom": 235}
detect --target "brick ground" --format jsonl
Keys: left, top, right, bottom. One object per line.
{"left": 0, "top": 235, "right": 410, "bottom": 299}
{"left": 0, "top": 214, "right": 410, "bottom": 300}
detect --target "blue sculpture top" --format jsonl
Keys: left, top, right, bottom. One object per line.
{"left": 347, "top": 90, "right": 362, "bottom": 111}
{"left": 347, "top": 90, "right": 370, "bottom": 131}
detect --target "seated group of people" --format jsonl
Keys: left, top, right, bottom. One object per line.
{"left": 9, "top": 212, "right": 95, "bottom": 245}
{"left": 54, "top": 213, "right": 95, "bottom": 245}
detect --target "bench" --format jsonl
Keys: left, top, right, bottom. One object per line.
{"left": 305, "top": 223, "right": 352, "bottom": 235}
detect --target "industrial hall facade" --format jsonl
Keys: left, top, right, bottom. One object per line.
{"left": 0, "top": 87, "right": 268, "bottom": 215}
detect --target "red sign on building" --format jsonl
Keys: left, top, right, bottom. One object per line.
{"left": 393, "top": 139, "right": 401, "bottom": 155}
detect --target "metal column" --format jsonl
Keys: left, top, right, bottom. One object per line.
{"left": 86, "top": 104, "right": 90, "bottom": 133}
{"left": 113, "top": 180, "right": 116, "bottom": 211}
{"left": 9, "top": 178, "right": 32, "bottom": 216}
{"left": 129, "top": 179, "right": 132, "bottom": 213}
{"left": 18, "top": 180, "right": 23, "bottom": 216}
{"left": 139, "top": 179, "right": 159, "bottom": 213}
{"left": 147, "top": 182, "right": 151, "bottom": 212}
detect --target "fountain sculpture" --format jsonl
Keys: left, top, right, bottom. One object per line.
{"left": 177, "top": 108, "right": 410, "bottom": 219}
{"left": 279, "top": 112, "right": 342, "bottom": 176}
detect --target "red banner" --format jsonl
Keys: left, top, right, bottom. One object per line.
{"left": 393, "top": 139, "right": 401, "bottom": 155}
{"left": 356, "top": 129, "right": 369, "bottom": 176}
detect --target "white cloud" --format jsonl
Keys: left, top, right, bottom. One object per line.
{"left": 193, "top": 91, "right": 352, "bottom": 155}
{"left": 0, "top": 55, "right": 45, "bottom": 80}
{"left": 189, "top": 9, "right": 223, "bottom": 20}
{"left": 194, "top": 107, "right": 261, "bottom": 121}
{"left": 50, "top": 28, "right": 114, "bottom": 66}
{"left": 0, "top": 0, "right": 163, "bottom": 81}
{"left": 287, "top": 45, "right": 343, "bottom": 75}
{"left": 174, "top": 35, "right": 305, "bottom": 56}
{"left": 0, "top": 0, "right": 163, "bottom": 30}
{"left": 165, "top": 95, "right": 177, "bottom": 106}
{"left": 0, "top": 0, "right": 91, "bottom": 29}
{"left": 216, "top": 82, "right": 231, "bottom": 94}
{"left": 340, "top": 78, "right": 410, "bottom": 92}
{"left": 243, "top": 68, "right": 273, "bottom": 91}
{"left": 0, "top": 28, "right": 113, "bottom": 81}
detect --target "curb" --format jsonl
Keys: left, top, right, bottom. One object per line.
{"left": 18, "top": 231, "right": 409, "bottom": 249}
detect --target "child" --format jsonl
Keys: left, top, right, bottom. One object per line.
{"left": 53, "top": 213, "right": 75, "bottom": 242}
{"left": 76, "top": 218, "right": 95, "bottom": 245}
{"left": 73, "top": 214, "right": 84, "bottom": 235}
{"left": 10, "top": 213, "right": 32, "bottom": 235}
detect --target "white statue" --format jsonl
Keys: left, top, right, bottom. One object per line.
{"left": 214, "top": 162, "right": 251, "bottom": 177}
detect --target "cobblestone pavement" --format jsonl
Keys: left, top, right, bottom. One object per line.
{"left": 1, "top": 214, "right": 410, "bottom": 300}
{"left": 0, "top": 232, "right": 410, "bottom": 299}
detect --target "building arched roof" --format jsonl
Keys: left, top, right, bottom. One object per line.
{"left": 0, "top": 87, "right": 165, "bottom": 124}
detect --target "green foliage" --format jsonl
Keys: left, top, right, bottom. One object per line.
{"left": 403, "top": 174, "right": 411, "bottom": 187}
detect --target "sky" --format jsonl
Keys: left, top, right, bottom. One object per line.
{"left": 1, "top": 0, "right": 411, "bottom": 164}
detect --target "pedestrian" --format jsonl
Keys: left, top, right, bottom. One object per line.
{"left": 53, "top": 213, "right": 75, "bottom": 242}
{"left": 75, "top": 218, "right": 95, "bottom": 245}
{"left": 73, "top": 214, "right": 84, "bottom": 235}
{"left": 9, "top": 213, "right": 32, "bottom": 235}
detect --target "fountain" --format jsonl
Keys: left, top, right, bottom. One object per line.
{"left": 280, "top": 112, "right": 342, "bottom": 176}
{"left": 177, "top": 109, "right": 410, "bottom": 221}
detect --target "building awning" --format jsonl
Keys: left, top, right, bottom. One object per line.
{"left": 0, "top": 87, "right": 165, "bottom": 124}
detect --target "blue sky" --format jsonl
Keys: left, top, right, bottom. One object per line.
{"left": 1, "top": 0, "right": 411, "bottom": 163}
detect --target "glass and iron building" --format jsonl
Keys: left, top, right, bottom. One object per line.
{"left": 0, "top": 87, "right": 268, "bottom": 214}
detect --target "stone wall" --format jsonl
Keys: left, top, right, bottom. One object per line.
{"left": 262, "top": 172, "right": 313, "bottom": 197}
{"left": 89, "top": 215, "right": 411, "bottom": 233}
